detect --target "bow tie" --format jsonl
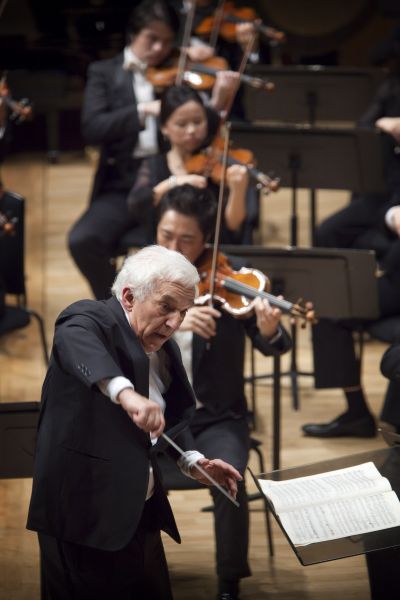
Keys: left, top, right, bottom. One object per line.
{"left": 123, "top": 61, "right": 147, "bottom": 75}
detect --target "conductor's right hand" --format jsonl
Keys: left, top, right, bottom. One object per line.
{"left": 118, "top": 388, "right": 165, "bottom": 438}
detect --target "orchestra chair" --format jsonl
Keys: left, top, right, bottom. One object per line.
{"left": 0, "top": 190, "right": 49, "bottom": 365}
{"left": 157, "top": 436, "right": 275, "bottom": 558}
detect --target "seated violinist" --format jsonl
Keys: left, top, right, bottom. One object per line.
{"left": 176, "top": 0, "right": 284, "bottom": 69}
{"left": 67, "top": 0, "right": 241, "bottom": 300}
{"left": 154, "top": 183, "right": 292, "bottom": 600}
{"left": 127, "top": 84, "right": 260, "bottom": 244}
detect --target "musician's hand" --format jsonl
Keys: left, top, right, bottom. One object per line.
{"left": 210, "top": 70, "right": 240, "bottom": 113}
{"left": 190, "top": 457, "right": 242, "bottom": 499}
{"left": 118, "top": 388, "right": 165, "bottom": 438}
{"left": 226, "top": 164, "right": 249, "bottom": 192}
{"left": 186, "top": 45, "right": 215, "bottom": 62}
{"left": 141, "top": 100, "right": 161, "bottom": 118}
{"left": 153, "top": 174, "right": 207, "bottom": 204}
{"left": 176, "top": 174, "right": 208, "bottom": 188}
{"left": 376, "top": 117, "right": 400, "bottom": 143}
{"left": 179, "top": 305, "right": 221, "bottom": 339}
{"left": 387, "top": 205, "right": 400, "bottom": 237}
{"left": 254, "top": 296, "right": 283, "bottom": 339}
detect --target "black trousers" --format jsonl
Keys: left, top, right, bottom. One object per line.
{"left": 366, "top": 547, "right": 400, "bottom": 599}
{"left": 158, "top": 413, "right": 250, "bottom": 581}
{"left": 38, "top": 497, "right": 173, "bottom": 600}
{"left": 68, "top": 191, "right": 138, "bottom": 300}
{"left": 184, "top": 412, "right": 251, "bottom": 581}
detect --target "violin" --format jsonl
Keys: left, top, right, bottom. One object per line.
{"left": 196, "top": 250, "right": 315, "bottom": 325}
{"left": 147, "top": 56, "right": 229, "bottom": 91}
{"left": 185, "top": 135, "right": 280, "bottom": 192}
{"left": 147, "top": 55, "right": 274, "bottom": 92}
{"left": 195, "top": 2, "right": 286, "bottom": 45}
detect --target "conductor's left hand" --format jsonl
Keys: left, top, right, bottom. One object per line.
{"left": 190, "top": 458, "right": 242, "bottom": 499}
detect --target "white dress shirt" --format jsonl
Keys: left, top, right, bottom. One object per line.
{"left": 123, "top": 46, "right": 158, "bottom": 158}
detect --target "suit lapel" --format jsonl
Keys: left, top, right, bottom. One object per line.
{"left": 112, "top": 53, "right": 137, "bottom": 105}
{"left": 106, "top": 297, "right": 149, "bottom": 395}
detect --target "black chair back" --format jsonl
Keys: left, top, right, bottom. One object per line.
{"left": 0, "top": 191, "right": 25, "bottom": 296}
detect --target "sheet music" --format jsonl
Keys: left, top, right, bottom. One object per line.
{"left": 257, "top": 462, "right": 400, "bottom": 546}
{"left": 258, "top": 462, "right": 391, "bottom": 512}
{"left": 279, "top": 491, "right": 400, "bottom": 546}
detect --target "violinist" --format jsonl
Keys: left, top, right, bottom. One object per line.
{"left": 176, "top": 0, "right": 278, "bottom": 69}
{"left": 155, "top": 183, "right": 292, "bottom": 600}
{"left": 127, "top": 84, "right": 259, "bottom": 244}
{"left": 172, "top": 0, "right": 279, "bottom": 120}
{"left": 67, "top": 0, "right": 181, "bottom": 300}
{"left": 303, "top": 200, "right": 400, "bottom": 439}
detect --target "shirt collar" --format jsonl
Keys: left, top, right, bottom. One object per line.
{"left": 123, "top": 46, "right": 147, "bottom": 73}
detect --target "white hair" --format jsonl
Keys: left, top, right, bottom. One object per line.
{"left": 111, "top": 245, "right": 199, "bottom": 301}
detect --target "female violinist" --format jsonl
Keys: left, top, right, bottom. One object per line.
{"left": 127, "top": 84, "right": 259, "bottom": 244}
{"left": 155, "top": 182, "right": 292, "bottom": 600}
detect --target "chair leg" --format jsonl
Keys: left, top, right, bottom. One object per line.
{"left": 250, "top": 441, "right": 274, "bottom": 557}
{"left": 29, "top": 310, "right": 49, "bottom": 365}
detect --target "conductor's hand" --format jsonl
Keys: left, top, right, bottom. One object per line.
{"left": 179, "top": 305, "right": 221, "bottom": 339}
{"left": 190, "top": 458, "right": 242, "bottom": 499}
{"left": 253, "top": 296, "right": 282, "bottom": 338}
{"left": 118, "top": 388, "right": 165, "bottom": 438}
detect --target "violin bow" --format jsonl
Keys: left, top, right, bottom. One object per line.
{"left": 207, "top": 32, "right": 255, "bottom": 303}
{"left": 208, "top": 0, "right": 226, "bottom": 51}
{"left": 175, "top": 0, "right": 197, "bottom": 86}
{"left": 208, "top": 121, "right": 231, "bottom": 309}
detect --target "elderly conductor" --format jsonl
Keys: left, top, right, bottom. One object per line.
{"left": 27, "top": 245, "right": 241, "bottom": 600}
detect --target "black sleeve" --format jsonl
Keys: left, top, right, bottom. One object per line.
{"left": 243, "top": 314, "right": 292, "bottom": 356}
{"left": 81, "top": 62, "right": 141, "bottom": 145}
{"left": 381, "top": 342, "right": 400, "bottom": 382}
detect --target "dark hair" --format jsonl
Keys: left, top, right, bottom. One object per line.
{"left": 126, "top": 0, "right": 180, "bottom": 41}
{"left": 156, "top": 184, "right": 217, "bottom": 241}
{"left": 159, "top": 84, "right": 220, "bottom": 150}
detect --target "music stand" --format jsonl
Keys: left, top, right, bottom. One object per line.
{"left": 230, "top": 123, "right": 386, "bottom": 247}
{"left": 253, "top": 446, "right": 400, "bottom": 566}
{"left": 242, "top": 66, "right": 386, "bottom": 125}
{"left": 0, "top": 401, "right": 39, "bottom": 478}
{"left": 220, "top": 245, "right": 380, "bottom": 470}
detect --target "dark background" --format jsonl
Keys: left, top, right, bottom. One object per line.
{"left": 1, "top": 0, "right": 400, "bottom": 155}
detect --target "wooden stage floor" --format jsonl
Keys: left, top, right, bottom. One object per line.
{"left": 0, "top": 153, "right": 390, "bottom": 599}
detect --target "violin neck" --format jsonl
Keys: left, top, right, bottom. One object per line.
{"left": 225, "top": 155, "right": 270, "bottom": 189}
{"left": 189, "top": 63, "right": 271, "bottom": 91}
{"left": 222, "top": 276, "right": 294, "bottom": 314}
{"left": 190, "top": 63, "right": 217, "bottom": 78}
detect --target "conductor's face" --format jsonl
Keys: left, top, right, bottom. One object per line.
{"left": 122, "top": 281, "right": 194, "bottom": 353}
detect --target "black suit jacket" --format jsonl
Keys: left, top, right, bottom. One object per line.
{"left": 27, "top": 297, "right": 195, "bottom": 551}
{"left": 381, "top": 341, "right": 400, "bottom": 382}
{"left": 81, "top": 53, "right": 144, "bottom": 199}
{"left": 191, "top": 311, "right": 292, "bottom": 417}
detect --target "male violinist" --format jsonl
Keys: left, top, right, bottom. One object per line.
{"left": 155, "top": 183, "right": 292, "bottom": 600}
